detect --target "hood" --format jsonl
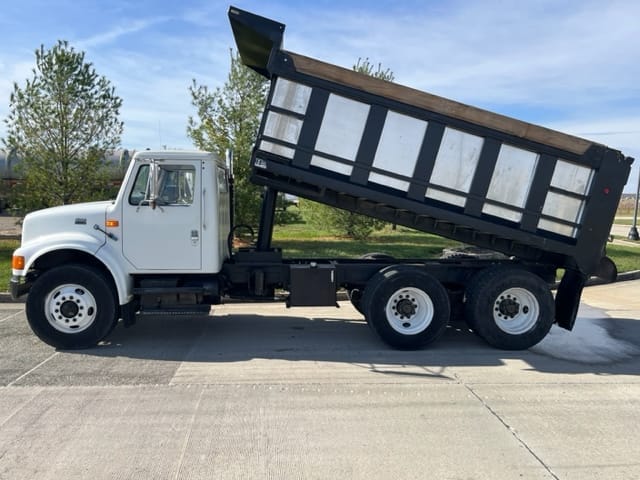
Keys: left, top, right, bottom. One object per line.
{"left": 21, "top": 201, "right": 113, "bottom": 245}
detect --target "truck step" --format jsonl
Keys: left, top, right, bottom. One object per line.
{"left": 132, "top": 286, "right": 212, "bottom": 295}
{"left": 138, "top": 305, "right": 211, "bottom": 316}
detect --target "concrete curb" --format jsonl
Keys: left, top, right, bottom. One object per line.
{"left": 0, "top": 293, "right": 23, "bottom": 303}
{"left": 594, "top": 269, "right": 640, "bottom": 284}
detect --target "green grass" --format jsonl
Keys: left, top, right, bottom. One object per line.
{"left": 272, "top": 224, "right": 458, "bottom": 258}
{"left": 0, "top": 239, "right": 18, "bottom": 291}
{"left": 614, "top": 217, "right": 638, "bottom": 226}
{"left": 273, "top": 224, "right": 640, "bottom": 274}
{"left": 606, "top": 243, "right": 640, "bottom": 274}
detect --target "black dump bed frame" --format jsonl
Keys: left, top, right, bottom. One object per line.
{"left": 228, "top": 6, "right": 633, "bottom": 279}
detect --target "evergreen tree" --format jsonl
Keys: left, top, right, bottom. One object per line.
{"left": 3, "top": 40, "right": 123, "bottom": 210}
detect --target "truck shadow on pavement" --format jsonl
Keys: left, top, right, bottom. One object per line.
{"left": 74, "top": 311, "right": 640, "bottom": 379}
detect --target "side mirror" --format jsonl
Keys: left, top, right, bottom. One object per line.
{"left": 145, "top": 160, "right": 160, "bottom": 210}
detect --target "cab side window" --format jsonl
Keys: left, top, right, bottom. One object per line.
{"left": 128, "top": 164, "right": 196, "bottom": 206}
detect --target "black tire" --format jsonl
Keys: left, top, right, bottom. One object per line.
{"left": 361, "top": 266, "right": 450, "bottom": 349}
{"left": 464, "top": 266, "right": 555, "bottom": 350}
{"left": 25, "top": 264, "right": 118, "bottom": 349}
{"left": 349, "top": 288, "right": 364, "bottom": 315}
{"left": 350, "top": 255, "right": 396, "bottom": 314}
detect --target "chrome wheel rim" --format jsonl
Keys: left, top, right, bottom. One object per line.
{"left": 385, "top": 287, "right": 434, "bottom": 335}
{"left": 492, "top": 287, "right": 539, "bottom": 335}
{"left": 45, "top": 284, "right": 97, "bottom": 334}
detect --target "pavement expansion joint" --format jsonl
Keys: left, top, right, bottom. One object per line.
{"left": 7, "top": 351, "right": 60, "bottom": 387}
{"left": 455, "top": 373, "right": 561, "bottom": 480}
{"left": 172, "top": 387, "right": 205, "bottom": 480}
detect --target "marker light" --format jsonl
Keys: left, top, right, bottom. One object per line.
{"left": 12, "top": 256, "right": 25, "bottom": 270}
{"left": 106, "top": 219, "right": 119, "bottom": 228}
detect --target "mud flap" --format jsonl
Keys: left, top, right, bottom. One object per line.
{"left": 555, "top": 269, "right": 587, "bottom": 330}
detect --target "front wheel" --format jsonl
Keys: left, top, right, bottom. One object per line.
{"left": 361, "top": 266, "right": 450, "bottom": 349}
{"left": 464, "top": 266, "right": 555, "bottom": 350}
{"left": 26, "top": 264, "right": 118, "bottom": 349}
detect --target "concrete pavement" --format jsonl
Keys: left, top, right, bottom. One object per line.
{"left": 1, "top": 281, "right": 639, "bottom": 479}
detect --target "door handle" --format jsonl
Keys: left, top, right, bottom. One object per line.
{"left": 191, "top": 230, "right": 199, "bottom": 245}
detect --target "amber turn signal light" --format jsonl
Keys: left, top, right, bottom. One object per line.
{"left": 12, "top": 256, "right": 25, "bottom": 270}
{"left": 106, "top": 219, "right": 119, "bottom": 228}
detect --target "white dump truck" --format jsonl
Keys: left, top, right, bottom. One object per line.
{"left": 10, "top": 6, "right": 633, "bottom": 351}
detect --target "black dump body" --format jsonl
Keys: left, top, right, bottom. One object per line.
{"left": 228, "top": 6, "right": 633, "bottom": 279}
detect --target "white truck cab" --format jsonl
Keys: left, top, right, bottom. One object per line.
{"left": 11, "top": 150, "right": 231, "bottom": 348}
{"left": 115, "top": 150, "right": 231, "bottom": 274}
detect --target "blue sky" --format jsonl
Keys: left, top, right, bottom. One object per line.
{"left": 0, "top": 0, "right": 638, "bottom": 192}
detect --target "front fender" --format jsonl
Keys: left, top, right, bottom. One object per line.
{"left": 13, "top": 232, "right": 106, "bottom": 275}
{"left": 13, "top": 233, "right": 134, "bottom": 307}
{"left": 95, "top": 242, "right": 133, "bottom": 305}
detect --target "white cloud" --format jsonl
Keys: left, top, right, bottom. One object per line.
{"left": 76, "top": 17, "right": 173, "bottom": 49}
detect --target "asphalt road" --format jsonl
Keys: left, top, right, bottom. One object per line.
{"left": 1, "top": 282, "right": 639, "bottom": 480}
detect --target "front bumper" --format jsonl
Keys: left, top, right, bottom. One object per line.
{"left": 10, "top": 275, "right": 31, "bottom": 300}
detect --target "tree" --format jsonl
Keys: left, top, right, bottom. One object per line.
{"left": 3, "top": 40, "right": 123, "bottom": 210}
{"left": 188, "top": 50, "right": 269, "bottom": 228}
{"left": 300, "top": 58, "right": 395, "bottom": 240}
{"left": 188, "top": 53, "right": 393, "bottom": 235}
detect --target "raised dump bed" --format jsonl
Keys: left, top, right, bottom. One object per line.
{"left": 229, "top": 7, "right": 633, "bottom": 279}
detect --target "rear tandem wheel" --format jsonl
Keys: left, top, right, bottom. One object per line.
{"left": 361, "top": 266, "right": 450, "bottom": 349}
{"left": 464, "top": 266, "right": 555, "bottom": 350}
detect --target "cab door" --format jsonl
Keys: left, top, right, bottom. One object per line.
{"left": 122, "top": 160, "right": 202, "bottom": 271}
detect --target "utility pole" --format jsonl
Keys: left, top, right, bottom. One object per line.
{"left": 628, "top": 169, "right": 640, "bottom": 240}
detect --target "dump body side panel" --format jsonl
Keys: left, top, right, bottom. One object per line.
{"left": 229, "top": 7, "right": 633, "bottom": 277}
